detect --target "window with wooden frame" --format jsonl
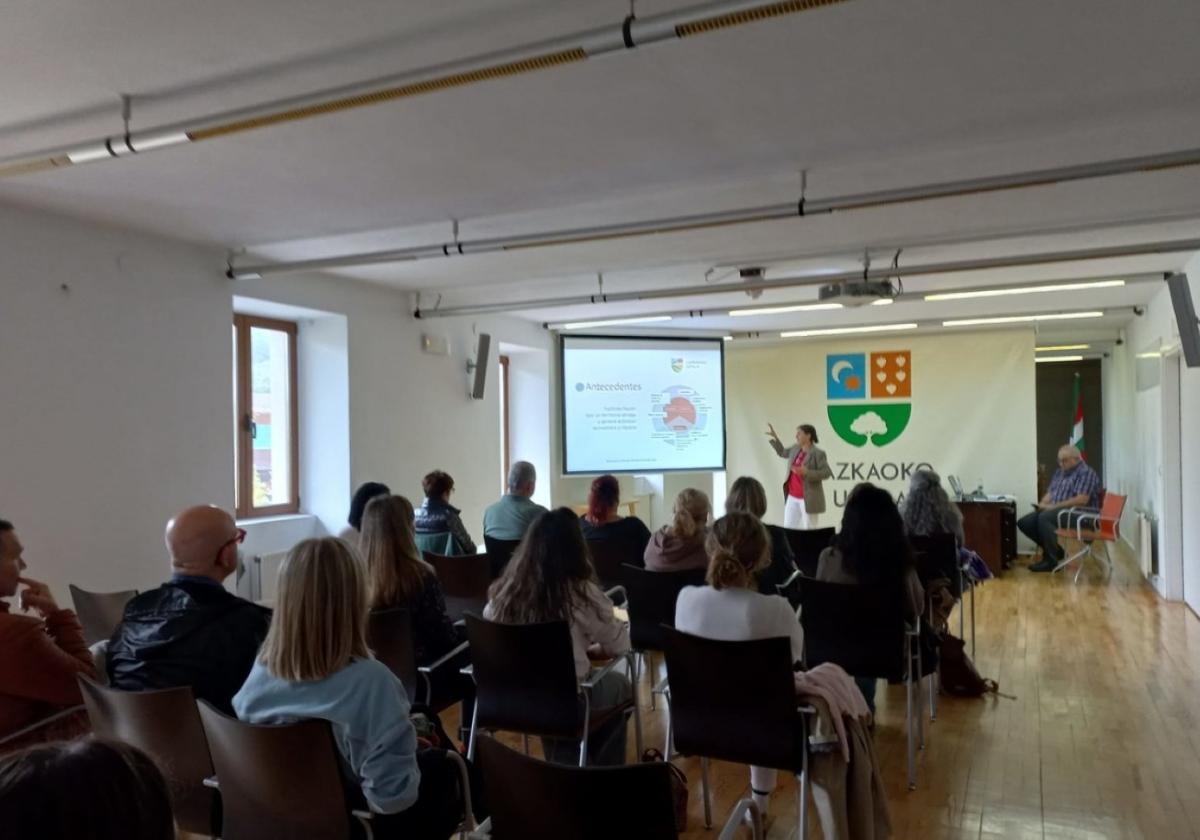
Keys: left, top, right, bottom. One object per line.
{"left": 233, "top": 315, "right": 299, "bottom": 518}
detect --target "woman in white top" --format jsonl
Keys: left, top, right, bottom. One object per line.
{"left": 483, "top": 507, "right": 631, "bottom": 765}
{"left": 675, "top": 511, "right": 803, "bottom": 819}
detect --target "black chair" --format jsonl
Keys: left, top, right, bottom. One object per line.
{"left": 78, "top": 677, "right": 219, "bottom": 837}
{"left": 462, "top": 614, "right": 639, "bottom": 766}
{"left": 198, "top": 702, "right": 476, "bottom": 840}
{"left": 620, "top": 564, "right": 705, "bottom": 735}
{"left": 368, "top": 607, "right": 470, "bottom": 712}
{"left": 69, "top": 585, "right": 137, "bottom": 645}
{"left": 585, "top": 540, "right": 639, "bottom": 595}
{"left": 911, "top": 532, "right": 962, "bottom": 598}
{"left": 483, "top": 536, "right": 522, "bottom": 580}
{"left": 425, "top": 551, "right": 491, "bottom": 621}
{"left": 780, "top": 527, "right": 835, "bottom": 578}
{"left": 660, "top": 628, "right": 813, "bottom": 838}
{"left": 796, "top": 578, "right": 926, "bottom": 790}
{"left": 197, "top": 701, "right": 371, "bottom": 840}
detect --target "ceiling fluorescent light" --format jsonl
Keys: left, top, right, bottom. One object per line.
{"left": 728, "top": 302, "right": 842, "bottom": 317}
{"left": 129, "top": 132, "right": 191, "bottom": 152}
{"left": 781, "top": 323, "right": 919, "bottom": 339}
{"left": 1035, "top": 356, "right": 1085, "bottom": 363}
{"left": 66, "top": 145, "right": 113, "bottom": 164}
{"left": 1036, "top": 344, "right": 1090, "bottom": 352}
{"left": 560, "top": 315, "right": 672, "bottom": 330}
{"left": 722, "top": 335, "right": 733, "bottom": 341}
{"left": 943, "top": 311, "right": 1105, "bottom": 327}
{"left": 871, "top": 299, "right": 895, "bottom": 306}
{"left": 925, "top": 280, "right": 1126, "bottom": 302}
{"left": 1136, "top": 351, "right": 1163, "bottom": 359}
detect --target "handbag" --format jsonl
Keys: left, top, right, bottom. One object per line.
{"left": 938, "top": 633, "right": 998, "bottom": 697}
{"left": 641, "top": 748, "right": 688, "bottom": 831}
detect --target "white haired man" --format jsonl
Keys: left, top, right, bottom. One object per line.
{"left": 1019, "top": 445, "right": 1101, "bottom": 572}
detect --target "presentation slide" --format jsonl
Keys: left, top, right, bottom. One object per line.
{"left": 561, "top": 335, "right": 726, "bottom": 474}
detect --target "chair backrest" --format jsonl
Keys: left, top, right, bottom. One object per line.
{"left": 415, "top": 530, "right": 458, "bottom": 555}
{"left": 1098, "top": 492, "right": 1127, "bottom": 540}
{"left": 586, "top": 540, "right": 637, "bottom": 591}
{"left": 621, "top": 564, "right": 706, "bottom": 653}
{"left": 477, "top": 735, "right": 677, "bottom": 840}
{"left": 197, "top": 701, "right": 354, "bottom": 840}
{"left": 910, "top": 532, "right": 961, "bottom": 597}
{"left": 366, "top": 608, "right": 419, "bottom": 702}
{"left": 797, "top": 578, "right": 907, "bottom": 681}
{"left": 426, "top": 551, "right": 491, "bottom": 621}
{"left": 660, "top": 628, "right": 804, "bottom": 772}
{"left": 463, "top": 614, "right": 581, "bottom": 738}
{"left": 69, "top": 585, "right": 137, "bottom": 646}
{"left": 780, "top": 527, "right": 835, "bottom": 577}
{"left": 484, "top": 536, "right": 522, "bottom": 580}
{"left": 77, "top": 677, "right": 218, "bottom": 836}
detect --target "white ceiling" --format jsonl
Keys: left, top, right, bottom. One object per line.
{"left": 3, "top": 0, "right": 1200, "bottom": 337}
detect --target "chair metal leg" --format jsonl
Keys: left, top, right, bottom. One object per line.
{"left": 467, "top": 702, "right": 480, "bottom": 761}
{"left": 970, "top": 583, "right": 977, "bottom": 659}
{"left": 914, "top": 637, "right": 925, "bottom": 750}
{"left": 798, "top": 713, "right": 810, "bottom": 840}
{"left": 929, "top": 670, "right": 937, "bottom": 721}
{"left": 701, "top": 756, "right": 713, "bottom": 829}
{"left": 906, "top": 636, "right": 916, "bottom": 790}
{"left": 663, "top": 689, "right": 674, "bottom": 758}
{"left": 646, "top": 652, "right": 656, "bottom": 711}
{"left": 579, "top": 692, "right": 591, "bottom": 767}
{"left": 628, "top": 652, "right": 644, "bottom": 758}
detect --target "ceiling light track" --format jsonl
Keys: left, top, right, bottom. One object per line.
{"left": 227, "top": 144, "right": 1200, "bottom": 281}
{"left": 421, "top": 240, "right": 1197, "bottom": 319}
{"left": 0, "top": 0, "right": 850, "bottom": 180}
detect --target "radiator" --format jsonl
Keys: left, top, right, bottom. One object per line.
{"left": 1137, "top": 511, "right": 1158, "bottom": 578}
{"left": 237, "top": 551, "right": 289, "bottom": 603}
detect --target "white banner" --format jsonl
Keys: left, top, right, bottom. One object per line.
{"left": 725, "top": 329, "right": 1037, "bottom": 526}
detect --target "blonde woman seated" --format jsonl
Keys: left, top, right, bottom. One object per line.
{"left": 643, "top": 488, "right": 711, "bottom": 572}
{"left": 674, "top": 512, "right": 804, "bottom": 819}
{"left": 361, "top": 495, "right": 473, "bottom": 726}
{"left": 484, "top": 508, "right": 631, "bottom": 766}
{"left": 233, "top": 538, "right": 464, "bottom": 839}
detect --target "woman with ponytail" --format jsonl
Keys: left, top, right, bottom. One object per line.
{"left": 643, "top": 488, "right": 711, "bottom": 572}
{"left": 674, "top": 512, "right": 804, "bottom": 819}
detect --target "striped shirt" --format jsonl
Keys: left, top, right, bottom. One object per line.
{"left": 1047, "top": 461, "right": 1101, "bottom": 508}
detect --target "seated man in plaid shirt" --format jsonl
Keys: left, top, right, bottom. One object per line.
{"left": 1020, "top": 444, "right": 1102, "bottom": 572}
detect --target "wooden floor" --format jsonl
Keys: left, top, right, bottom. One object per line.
{"left": 451, "top": 546, "right": 1200, "bottom": 839}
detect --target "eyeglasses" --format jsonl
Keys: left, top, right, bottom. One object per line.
{"left": 215, "top": 528, "right": 247, "bottom": 565}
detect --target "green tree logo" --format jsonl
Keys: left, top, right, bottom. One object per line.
{"left": 826, "top": 351, "right": 912, "bottom": 447}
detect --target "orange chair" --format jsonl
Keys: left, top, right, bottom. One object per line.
{"left": 1054, "top": 492, "right": 1126, "bottom": 582}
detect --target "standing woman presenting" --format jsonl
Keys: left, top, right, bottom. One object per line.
{"left": 766, "top": 423, "right": 832, "bottom": 530}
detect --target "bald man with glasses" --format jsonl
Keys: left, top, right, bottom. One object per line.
{"left": 107, "top": 506, "right": 270, "bottom": 713}
{"left": 1020, "top": 446, "right": 1102, "bottom": 573}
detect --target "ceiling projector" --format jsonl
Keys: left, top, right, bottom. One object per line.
{"left": 817, "top": 280, "right": 897, "bottom": 306}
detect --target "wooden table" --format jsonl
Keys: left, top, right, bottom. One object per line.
{"left": 959, "top": 499, "right": 1017, "bottom": 575}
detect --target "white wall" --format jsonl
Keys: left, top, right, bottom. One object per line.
{"left": 505, "top": 345, "right": 552, "bottom": 508}
{"left": 0, "top": 203, "right": 232, "bottom": 599}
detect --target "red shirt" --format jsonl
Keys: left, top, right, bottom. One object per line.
{"left": 788, "top": 449, "right": 807, "bottom": 499}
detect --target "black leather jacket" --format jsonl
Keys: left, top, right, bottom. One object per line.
{"left": 106, "top": 579, "right": 271, "bottom": 714}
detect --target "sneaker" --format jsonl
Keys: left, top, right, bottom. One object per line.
{"left": 1029, "top": 558, "right": 1057, "bottom": 572}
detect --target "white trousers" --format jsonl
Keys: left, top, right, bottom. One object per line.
{"left": 783, "top": 495, "right": 820, "bottom": 530}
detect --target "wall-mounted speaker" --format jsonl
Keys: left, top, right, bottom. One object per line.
{"left": 1167, "top": 273, "right": 1200, "bottom": 368}
{"left": 467, "top": 332, "right": 492, "bottom": 399}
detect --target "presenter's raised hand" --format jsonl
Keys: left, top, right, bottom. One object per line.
{"left": 766, "top": 423, "right": 780, "bottom": 443}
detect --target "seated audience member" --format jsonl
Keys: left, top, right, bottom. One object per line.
{"left": 415, "top": 471, "right": 477, "bottom": 555}
{"left": 107, "top": 506, "right": 270, "bottom": 715}
{"left": 644, "top": 488, "right": 711, "bottom": 572}
{"left": 482, "top": 461, "right": 547, "bottom": 541}
{"left": 361, "top": 495, "right": 473, "bottom": 725}
{"left": 901, "top": 469, "right": 965, "bottom": 546}
{"left": 0, "top": 519, "right": 95, "bottom": 749}
{"left": 235, "top": 538, "right": 464, "bottom": 838}
{"left": 675, "top": 512, "right": 804, "bottom": 820}
{"left": 724, "top": 476, "right": 799, "bottom": 595}
{"left": 485, "top": 508, "right": 631, "bottom": 766}
{"left": 0, "top": 737, "right": 174, "bottom": 840}
{"left": 1019, "top": 444, "right": 1102, "bottom": 572}
{"left": 339, "top": 481, "right": 391, "bottom": 543}
{"left": 578, "top": 475, "right": 652, "bottom": 565}
{"left": 816, "top": 483, "right": 924, "bottom": 713}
